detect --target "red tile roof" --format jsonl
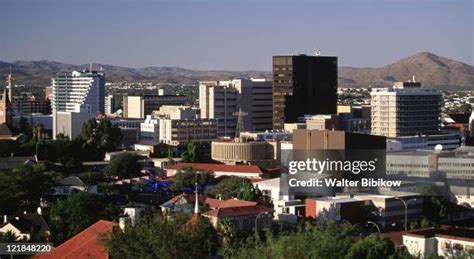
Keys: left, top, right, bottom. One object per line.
{"left": 203, "top": 205, "right": 273, "bottom": 218}
{"left": 167, "top": 163, "right": 263, "bottom": 174}
{"left": 35, "top": 220, "right": 116, "bottom": 259}
{"left": 217, "top": 199, "right": 257, "bottom": 208}
{"left": 165, "top": 194, "right": 224, "bottom": 209}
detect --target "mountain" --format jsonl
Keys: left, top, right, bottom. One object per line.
{"left": 0, "top": 60, "right": 271, "bottom": 86}
{"left": 339, "top": 52, "right": 474, "bottom": 87}
{"left": 0, "top": 52, "right": 473, "bottom": 87}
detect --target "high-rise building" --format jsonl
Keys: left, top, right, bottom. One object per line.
{"left": 52, "top": 70, "right": 105, "bottom": 115}
{"left": 104, "top": 95, "right": 115, "bottom": 115}
{"left": 123, "top": 94, "right": 187, "bottom": 119}
{"left": 371, "top": 79, "right": 442, "bottom": 138}
{"left": 199, "top": 78, "right": 273, "bottom": 137}
{"left": 199, "top": 81, "right": 238, "bottom": 137}
{"left": 272, "top": 54, "right": 338, "bottom": 129}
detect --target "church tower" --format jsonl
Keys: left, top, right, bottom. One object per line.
{"left": 0, "top": 67, "right": 14, "bottom": 125}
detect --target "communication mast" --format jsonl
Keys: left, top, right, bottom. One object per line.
{"left": 233, "top": 108, "right": 248, "bottom": 138}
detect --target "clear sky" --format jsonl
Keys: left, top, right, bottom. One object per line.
{"left": 0, "top": 0, "right": 472, "bottom": 70}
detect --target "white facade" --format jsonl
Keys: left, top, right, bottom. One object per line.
{"left": 53, "top": 109, "right": 93, "bottom": 140}
{"left": 403, "top": 230, "right": 474, "bottom": 258}
{"left": 104, "top": 95, "right": 115, "bottom": 115}
{"left": 199, "top": 81, "right": 238, "bottom": 137}
{"left": 140, "top": 115, "right": 159, "bottom": 142}
{"left": 52, "top": 70, "right": 105, "bottom": 115}
{"left": 387, "top": 134, "right": 460, "bottom": 151}
{"left": 153, "top": 105, "right": 196, "bottom": 120}
{"left": 199, "top": 78, "right": 273, "bottom": 137}
{"left": 371, "top": 81, "right": 442, "bottom": 138}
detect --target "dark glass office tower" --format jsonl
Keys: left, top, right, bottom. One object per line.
{"left": 272, "top": 55, "right": 338, "bottom": 129}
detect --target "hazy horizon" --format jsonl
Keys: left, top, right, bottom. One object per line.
{"left": 1, "top": 0, "right": 473, "bottom": 70}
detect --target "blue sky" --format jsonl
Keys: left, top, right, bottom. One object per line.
{"left": 0, "top": 0, "right": 472, "bottom": 70}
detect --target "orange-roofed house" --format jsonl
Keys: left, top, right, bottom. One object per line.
{"left": 201, "top": 199, "right": 273, "bottom": 233}
{"left": 165, "top": 163, "right": 271, "bottom": 179}
{"left": 34, "top": 220, "right": 116, "bottom": 259}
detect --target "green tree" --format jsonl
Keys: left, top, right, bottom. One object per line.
{"left": 181, "top": 141, "right": 199, "bottom": 162}
{"left": 417, "top": 184, "right": 449, "bottom": 223}
{"left": 0, "top": 164, "right": 57, "bottom": 215}
{"left": 49, "top": 192, "right": 118, "bottom": 244}
{"left": 230, "top": 221, "right": 359, "bottom": 259}
{"left": 81, "top": 119, "right": 122, "bottom": 152}
{"left": 171, "top": 167, "right": 214, "bottom": 191}
{"left": 205, "top": 176, "right": 249, "bottom": 200}
{"left": 346, "top": 234, "right": 395, "bottom": 259}
{"left": 104, "top": 153, "right": 141, "bottom": 179}
{"left": 102, "top": 214, "right": 219, "bottom": 258}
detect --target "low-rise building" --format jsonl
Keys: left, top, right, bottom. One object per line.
{"left": 166, "top": 162, "right": 271, "bottom": 179}
{"left": 52, "top": 176, "right": 102, "bottom": 196}
{"left": 201, "top": 199, "right": 273, "bottom": 233}
{"left": 34, "top": 220, "right": 115, "bottom": 259}
{"left": 305, "top": 197, "right": 366, "bottom": 224}
{"left": 0, "top": 213, "right": 50, "bottom": 241}
{"left": 211, "top": 139, "right": 278, "bottom": 166}
{"left": 123, "top": 94, "right": 187, "bottom": 119}
{"left": 350, "top": 191, "right": 423, "bottom": 229}
{"left": 303, "top": 114, "right": 341, "bottom": 131}
{"left": 403, "top": 227, "right": 474, "bottom": 258}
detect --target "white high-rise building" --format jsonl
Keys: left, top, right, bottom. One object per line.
{"left": 51, "top": 69, "right": 105, "bottom": 140}
{"left": 199, "top": 78, "right": 272, "bottom": 137}
{"left": 104, "top": 95, "right": 115, "bottom": 115}
{"left": 371, "top": 79, "right": 442, "bottom": 138}
{"left": 52, "top": 70, "right": 105, "bottom": 115}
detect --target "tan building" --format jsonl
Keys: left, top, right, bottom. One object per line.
{"left": 123, "top": 94, "right": 187, "bottom": 119}
{"left": 159, "top": 118, "right": 218, "bottom": 146}
{"left": 199, "top": 78, "right": 273, "bottom": 137}
{"left": 305, "top": 114, "right": 340, "bottom": 130}
{"left": 292, "top": 129, "right": 386, "bottom": 150}
{"left": 211, "top": 140, "right": 279, "bottom": 166}
{"left": 371, "top": 79, "right": 442, "bottom": 138}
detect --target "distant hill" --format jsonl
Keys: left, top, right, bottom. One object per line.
{"left": 0, "top": 52, "right": 473, "bottom": 87}
{"left": 0, "top": 61, "right": 271, "bottom": 86}
{"left": 339, "top": 52, "right": 474, "bottom": 87}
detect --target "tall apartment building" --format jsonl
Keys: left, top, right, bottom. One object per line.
{"left": 52, "top": 70, "right": 105, "bottom": 114}
{"left": 371, "top": 79, "right": 442, "bottom": 138}
{"left": 199, "top": 78, "right": 273, "bottom": 137}
{"left": 104, "top": 95, "right": 115, "bottom": 115}
{"left": 123, "top": 94, "right": 187, "bottom": 119}
{"left": 272, "top": 54, "right": 338, "bottom": 129}
{"left": 199, "top": 81, "right": 238, "bottom": 137}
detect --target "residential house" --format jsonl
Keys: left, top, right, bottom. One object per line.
{"left": 166, "top": 163, "right": 272, "bottom": 180}
{"left": 0, "top": 213, "right": 50, "bottom": 241}
{"left": 34, "top": 220, "right": 116, "bottom": 259}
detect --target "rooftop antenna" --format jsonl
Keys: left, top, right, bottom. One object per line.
{"left": 313, "top": 48, "right": 321, "bottom": 56}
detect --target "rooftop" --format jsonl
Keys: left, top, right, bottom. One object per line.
{"left": 34, "top": 220, "right": 115, "bottom": 259}
{"left": 167, "top": 163, "right": 263, "bottom": 174}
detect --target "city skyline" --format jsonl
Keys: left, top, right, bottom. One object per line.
{"left": 0, "top": 0, "right": 472, "bottom": 70}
